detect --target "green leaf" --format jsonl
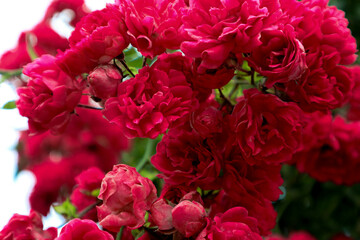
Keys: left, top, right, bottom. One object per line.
{"left": 53, "top": 198, "right": 78, "bottom": 219}
{"left": 90, "top": 188, "right": 100, "bottom": 197}
{"left": 131, "top": 228, "right": 145, "bottom": 239}
{"left": 2, "top": 100, "right": 16, "bottom": 109}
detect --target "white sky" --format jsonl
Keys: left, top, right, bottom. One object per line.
{"left": 0, "top": 0, "right": 112, "bottom": 230}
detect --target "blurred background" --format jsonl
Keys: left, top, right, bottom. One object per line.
{"left": 0, "top": 0, "right": 112, "bottom": 229}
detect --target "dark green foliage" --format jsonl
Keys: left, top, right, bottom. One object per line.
{"left": 275, "top": 165, "right": 360, "bottom": 239}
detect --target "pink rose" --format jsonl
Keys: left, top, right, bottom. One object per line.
{"left": 57, "top": 219, "right": 113, "bottom": 240}
{"left": 0, "top": 210, "right": 57, "bottom": 240}
{"left": 17, "top": 54, "right": 84, "bottom": 134}
{"left": 97, "top": 164, "right": 157, "bottom": 232}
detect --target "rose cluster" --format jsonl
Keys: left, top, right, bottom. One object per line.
{"left": 0, "top": 0, "right": 359, "bottom": 239}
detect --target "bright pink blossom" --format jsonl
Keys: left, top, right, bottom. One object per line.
{"left": 181, "top": 0, "right": 281, "bottom": 71}
{"left": 57, "top": 5, "right": 129, "bottom": 76}
{"left": 17, "top": 54, "right": 84, "bottom": 134}
{"left": 97, "top": 164, "right": 157, "bottom": 232}
{"left": 117, "top": 0, "right": 185, "bottom": 58}
{"left": 0, "top": 210, "right": 57, "bottom": 240}
{"left": 57, "top": 219, "right": 113, "bottom": 240}
{"left": 103, "top": 53, "right": 198, "bottom": 139}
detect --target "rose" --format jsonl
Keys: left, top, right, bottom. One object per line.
{"left": 0, "top": 210, "right": 57, "bottom": 240}
{"left": 247, "top": 24, "right": 307, "bottom": 88}
{"left": 16, "top": 54, "right": 83, "bottom": 134}
{"left": 231, "top": 88, "right": 302, "bottom": 165}
{"left": 57, "top": 219, "right": 113, "bottom": 240}
{"left": 97, "top": 164, "right": 157, "bottom": 232}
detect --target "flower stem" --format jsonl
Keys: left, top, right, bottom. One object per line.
{"left": 120, "top": 60, "right": 135, "bottom": 78}
{"left": 77, "top": 104, "right": 103, "bottom": 110}
{"left": 136, "top": 139, "right": 157, "bottom": 172}
{"left": 116, "top": 226, "right": 125, "bottom": 240}
{"left": 77, "top": 199, "right": 102, "bottom": 218}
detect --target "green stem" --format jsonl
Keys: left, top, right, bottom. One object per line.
{"left": 26, "top": 33, "right": 39, "bottom": 61}
{"left": 136, "top": 139, "right": 157, "bottom": 172}
{"left": 116, "top": 226, "right": 125, "bottom": 240}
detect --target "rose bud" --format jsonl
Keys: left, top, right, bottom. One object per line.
{"left": 172, "top": 200, "right": 207, "bottom": 237}
{"left": 97, "top": 164, "right": 157, "bottom": 232}
{"left": 88, "top": 64, "right": 122, "bottom": 101}
{"left": 149, "top": 198, "right": 174, "bottom": 231}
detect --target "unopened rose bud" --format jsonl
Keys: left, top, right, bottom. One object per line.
{"left": 172, "top": 200, "right": 206, "bottom": 237}
{"left": 88, "top": 64, "right": 122, "bottom": 100}
{"left": 149, "top": 198, "right": 174, "bottom": 230}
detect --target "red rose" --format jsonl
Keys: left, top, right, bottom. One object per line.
{"left": 97, "top": 164, "right": 157, "bottom": 231}
{"left": 151, "top": 127, "right": 224, "bottom": 190}
{"left": 276, "top": 0, "right": 356, "bottom": 112}
{"left": 347, "top": 66, "right": 360, "bottom": 121}
{"left": 294, "top": 113, "right": 360, "bottom": 185}
{"left": 17, "top": 54, "right": 83, "bottom": 134}
{"left": 247, "top": 24, "right": 307, "bottom": 88}
{"left": 203, "top": 207, "right": 261, "bottom": 240}
{"left": 231, "top": 88, "right": 303, "bottom": 165}
{"left": 266, "top": 231, "right": 316, "bottom": 240}
{"left": 57, "top": 219, "right": 113, "bottom": 240}
{"left": 0, "top": 210, "right": 57, "bottom": 240}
